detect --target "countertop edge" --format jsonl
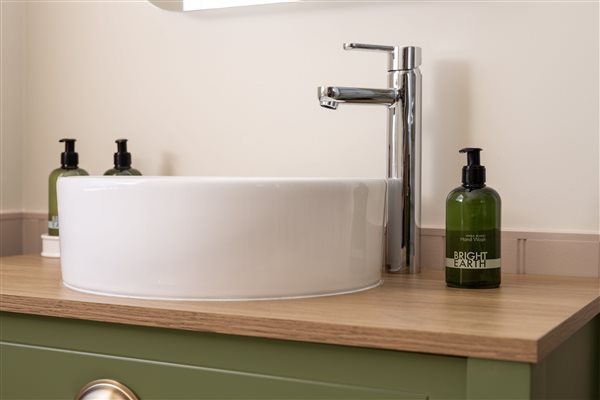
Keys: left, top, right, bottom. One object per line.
{"left": 1, "top": 293, "right": 540, "bottom": 363}
{"left": 537, "top": 296, "right": 600, "bottom": 361}
{"left": 2, "top": 255, "right": 599, "bottom": 364}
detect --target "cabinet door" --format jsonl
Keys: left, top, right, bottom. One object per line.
{"left": 1, "top": 313, "right": 467, "bottom": 399}
{"left": 1, "top": 343, "right": 424, "bottom": 399}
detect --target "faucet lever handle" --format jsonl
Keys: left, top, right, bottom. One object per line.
{"left": 343, "top": 43, "right": 421, "bottom": 71}
{"left": 343, "top": 43, "right": 396, "bottom": 52}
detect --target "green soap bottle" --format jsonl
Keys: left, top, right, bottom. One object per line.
{"left": 104, "top": 139, "right": 142, "bottom": 176}
{"left": 48, "top": 138, "right": 89, "bottom": 236}
{"left": 446, "top": 147, "right": 501, "bottom": 288}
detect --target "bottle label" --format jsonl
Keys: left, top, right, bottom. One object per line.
{"left": 445, "top": 253, "right": 501, "bottom": 269}
{"left": 446, "top": 230, "right": 500, "bottom": 269}
{"left": 48, "top": 216, "right": 59, "bottom": 230}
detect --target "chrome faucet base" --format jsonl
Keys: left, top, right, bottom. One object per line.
{"left": 318, "top": 43, "right": 422, "bottom": 274}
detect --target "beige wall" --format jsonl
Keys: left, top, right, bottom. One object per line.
{"left": 1, "top": 1, "right": 25, "bottom": 212}
{"left": 8, "top": 1, "right": 600, "bottom": 234}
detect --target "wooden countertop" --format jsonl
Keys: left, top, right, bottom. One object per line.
{"left": 1, "top": 255, "right": 598, "bottom": 363}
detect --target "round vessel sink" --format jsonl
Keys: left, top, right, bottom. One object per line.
{"left": 58, "top": 177, "right": 386, "bottom": 300}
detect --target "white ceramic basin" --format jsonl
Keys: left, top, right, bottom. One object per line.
{"left": 58, "top": 177, "right": 386, "bottom": 300}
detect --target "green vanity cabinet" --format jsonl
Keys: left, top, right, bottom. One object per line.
{"left": 1, "top": 312, "right": 598, "bottom": 399}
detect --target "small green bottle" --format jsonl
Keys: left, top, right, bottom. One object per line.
{"left": 104, "top": 139, "right": 142, "bottom": 176}
{"left": 446, "top": 148, "right": 501, "bottom": 288}
{"left": 48, "top": 138, "right": 89, "bottom": 236}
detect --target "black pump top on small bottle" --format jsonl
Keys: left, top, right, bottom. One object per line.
{"left": 59, "top": 138, "right": 79, "bottom": 169}
{"left": 460, "top": 147, "right": 486, "bottom": 188}
{"left": 114, "top": 139, "right": 132, "bottom": 169}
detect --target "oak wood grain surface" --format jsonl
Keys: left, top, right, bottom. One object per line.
{"left": 1, "top": 255, "right": 598, "bottom": 363}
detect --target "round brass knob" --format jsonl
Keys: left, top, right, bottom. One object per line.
{"left": 75, "top": 379, "right": 139, "bottom": 400}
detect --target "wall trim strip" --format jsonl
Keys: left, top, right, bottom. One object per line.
{"left": 422, "top": 228, "right": 599, "bottom": 277}
{"left": 2, "top": 212, "right": 599, "bottom": 277}
{"left": 0, "top": 212, "right": 47, "bottom": 256}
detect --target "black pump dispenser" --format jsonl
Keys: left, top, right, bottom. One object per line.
{"left": 59, "top": 138, "right": 79, "bottom": 169}
{"left": 49, "top": 138, "right": 88, "bottom": 237}
{"left": 460, "top": 147, "right": 486, "bottom": 188}
{"left": 104, "top": 138, "right": 141, "bottom": 176}
{"left": 114, "top": 139, "right": 132, "bottom": 169}
{"left": 446, "top": 146, "right": 501, "bottom": 288}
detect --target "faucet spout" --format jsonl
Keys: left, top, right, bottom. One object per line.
{"left": 318, "top": 86, "right": 397, "bottom": 108}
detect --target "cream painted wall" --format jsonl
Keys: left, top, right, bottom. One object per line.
{"left": 13, "top": 1, "right": 600, "bottom": 233}
{"left": 1, "top": 1, "right": 25, "bottom": 212}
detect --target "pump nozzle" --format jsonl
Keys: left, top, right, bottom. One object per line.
{"left": 459, "top": 147, "right": 485, "bottom": 188}
{"left": 116, "top": 138, "right": 128, "bottom": 153}
{"left": 114, "top": 139, "right": 132, "bottom": 170}
{"left": 59, "top": 138, "right": 79, "bottom": 169}
{"left": 460, "top": 147, "right": 481, "bottom": 166}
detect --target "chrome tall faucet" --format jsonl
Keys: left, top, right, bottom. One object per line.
{"left": 318, "top": 43, "right": 422, "bottom": 274}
